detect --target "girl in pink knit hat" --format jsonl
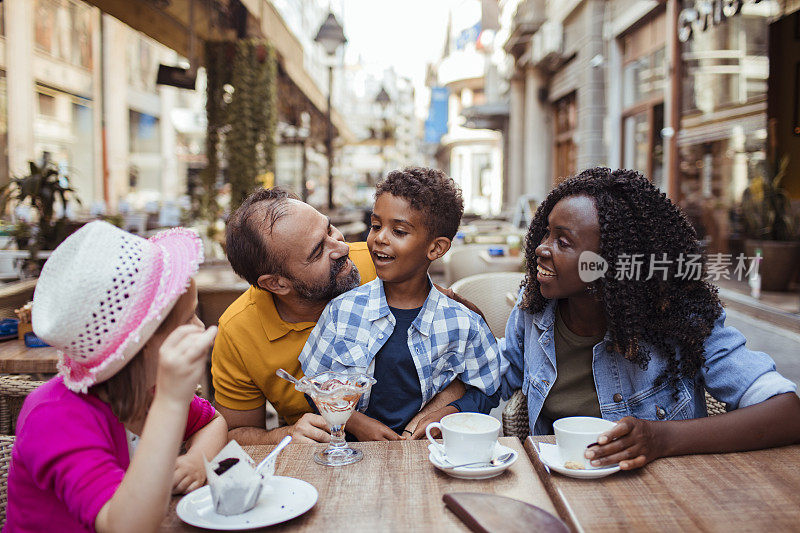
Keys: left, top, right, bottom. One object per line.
{"left": 6, "top": 221, "right": 227, "bottom": 532}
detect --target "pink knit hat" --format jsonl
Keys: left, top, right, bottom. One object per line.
{"left": 32, "top": 220, "right": 203, "bottom": 393}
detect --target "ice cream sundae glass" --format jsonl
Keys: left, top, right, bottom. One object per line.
{"left": 284, "top": 370, "right": 375, "bottom": 466}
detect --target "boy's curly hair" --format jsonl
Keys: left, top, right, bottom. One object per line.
{"left": 520, "top": 167, "right": 722, "bottom": 392}
{"left": 375, "top": 167, "right": 464, "bottom": 240}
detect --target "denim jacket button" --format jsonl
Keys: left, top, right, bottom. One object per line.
{"left": 656, "top": 406, "right": 666, "bottom": 419}
{"left": 612, "top": 393, "right": 623, "bottom": 403}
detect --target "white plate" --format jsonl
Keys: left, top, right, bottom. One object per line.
{"left": 176, "top": 476, "right": 318, "bottom": 530}
{"left": 428, "top": 442, "right": 518, "bottom": 480}
{"left": 536, "top": 442, "right": 620, "bottom": 479}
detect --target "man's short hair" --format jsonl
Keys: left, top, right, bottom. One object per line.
{"left": 225, "top": 187, "right": 298, "bottom": 287}
{"left": 375, "top": 167, "right": 464, "bottom": 240}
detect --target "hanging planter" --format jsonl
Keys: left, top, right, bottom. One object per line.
{"left": 203, "top": 39, "right": 277, "bottom": 219}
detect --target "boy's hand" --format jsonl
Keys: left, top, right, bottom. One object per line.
{"left": 583, "top": 417, "right": 665, "bottom": 470}
{"left": 347, "top": 412, "right": 401, "bottom": 441}
{"left": 157, "top": 325, "right": 217, "bottom": 404}
{"left": 408, "top": 405, "right": 458, "bottom": 440}
{"left": 288, "top": 413, "right": 332, "bottom": 444}
{"left": 172, "top": 453, "right": 206, "bottom": 495}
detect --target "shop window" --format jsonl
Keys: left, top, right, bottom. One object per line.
{"left": 620, "top": 9, "right": 666, "bottom": 187}
{"left": 34, "top": 0, "right": 93, "bottom": 69}
{"left": 623, "top": 103, "right": 664, "bottom": 186}
{"left": 553, "top": 92, "right": 576, "bottom": 184}
{"left": 129, "top": 110, "right": 161, "bottom": 154}
{"left": 681, "top": 14, "right": 769, "bottom": 115}
{"left": 70, "top": 102, "right": 94, "bottom": 200}
{"left": 128, "top": 37, "right": 158, "bottom": 92}
{"left": 37, "top": 92, "right": 56, "bottom": 117}
{"left": 471, "top": 152, "right": 492, "bottom": 197}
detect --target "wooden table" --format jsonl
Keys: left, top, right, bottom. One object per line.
{"left": 161, "top": 437, "right": 558, "bottom": 531}
{"left": 0, "top": 338, "right": 58, "bottom": 374}
{"left": 525, "top": 436, "right": 800, "bottom": 532}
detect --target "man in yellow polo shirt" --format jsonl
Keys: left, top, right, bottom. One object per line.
{"left": 213, "top": 188, "right": 464, "bottom": 444}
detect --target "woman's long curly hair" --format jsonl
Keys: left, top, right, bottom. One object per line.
{"left": 520, "top": 167, "right": 722, "bottom": 391}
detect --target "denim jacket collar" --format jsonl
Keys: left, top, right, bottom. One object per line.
{"left": 532, "top": 299, "right": 558, "bottom": 331}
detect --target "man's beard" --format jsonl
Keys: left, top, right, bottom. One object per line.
{"left": 290, "top": 256, "right": 361, "bottom": 302}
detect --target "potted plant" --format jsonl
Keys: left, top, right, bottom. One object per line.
{"left": 11, "top": 220, "right": 32, "bottom": 250}
{"left": 0, "top": 161, "right": 82, "bottom": 261}
{"left": 740, "top": 156, "right": 800, "bottom": 292}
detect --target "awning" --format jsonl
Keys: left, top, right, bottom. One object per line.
{"left": 461, "top": 102, "right": 510, "bottom": 131}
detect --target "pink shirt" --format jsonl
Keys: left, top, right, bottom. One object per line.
{"left": 5, "top": 377, "right": 215, "bottom": 532}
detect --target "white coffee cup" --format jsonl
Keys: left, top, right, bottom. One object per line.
{"left": 425, "top": 412, "right": 500, "bottom": 465}
{"left": 553, "top": 416, "right": 617, "bottom": 469}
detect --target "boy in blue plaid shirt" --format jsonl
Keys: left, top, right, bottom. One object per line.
{"left": 299, "top": 167, "right": 502, "bottom": 441}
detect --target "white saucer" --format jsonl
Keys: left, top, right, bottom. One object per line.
{"left": 177, "top": 476, "right": 318, "bottom": 530}
{"left": 536, "top": 442, "right": 620, "bottom": 479}
{"left": 428, "top": 442, "right": 518, "bottom": 480}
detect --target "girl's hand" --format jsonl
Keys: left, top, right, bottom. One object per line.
{"left": 584, "top": 417, "right": 665, "bottom": 470}
{"left": 157, "top": 325, "right": 218, "bottom": 404}
{"left": 172, "top": 453, "right": 206, "bottom": 495}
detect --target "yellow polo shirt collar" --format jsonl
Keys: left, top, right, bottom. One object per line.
{"left": 253, "top": 289, "right": 317, "bottom": 341}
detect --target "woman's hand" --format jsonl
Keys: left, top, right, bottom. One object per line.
{"left": 584, "top": 417, "right": 666, "bottom": 470}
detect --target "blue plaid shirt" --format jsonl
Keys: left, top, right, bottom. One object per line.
{"left": 299, "top": 277, "right": 503, "bottom": 411}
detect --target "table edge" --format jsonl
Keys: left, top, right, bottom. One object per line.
{"left": 523, "top": 437, "right": 580, "bottom": 533}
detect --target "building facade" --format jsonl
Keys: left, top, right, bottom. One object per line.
{"left": 504, "top": 0, "right": 800, "bottom": 251}
{"left": 333, "top": 66, "right": 420, "bottom": 207}
{"left": 1, "top": 0, "right": 202, "bottom": 212}
{"left": 1, "top": 0, "right": 355, "bottom": 216}
{"left": 427, "top": 0, "right": 506, "bottom": 216}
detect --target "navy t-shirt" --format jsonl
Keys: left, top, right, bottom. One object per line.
{"left": 361, "top": 305, "right": 501, "bottom": 435}
{"left": 364, "top": 306, "right": 423, "bottom": 433}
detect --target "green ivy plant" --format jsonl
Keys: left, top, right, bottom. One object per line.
{"left": 202, "top": 39, "right": 277, "bottom": 220}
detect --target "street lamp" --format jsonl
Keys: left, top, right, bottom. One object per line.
{"left": 280, "top": 112, "right": 310, "bottom": 202}
{"left": 314, "top": 12, "right": 347, "bottom": 210}
{"left": 374, "top": 86, "right": 391, "bottom": 178}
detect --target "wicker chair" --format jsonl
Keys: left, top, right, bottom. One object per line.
{"left": 443, "top": 245, "right": 524, "bottom": 287}
{"left": 0, "top": 279, "right": 37, "bottom": 320}
{"left": 450, "top": 272, "right": 525, "bottom": 338}
{"left": 704, "top": 390, "right": 727, "bottom": 416}
{"left": 501, "top": 388, "right": 728, "bottom": 440}
{"left": 0, "top": 376, "right": 46, "bottom": 435}
{"left": 0, "top": 435, "right": 13, "bottom": 527}
{"left": 502, "top": 389, "right": 530, "bottom": 439}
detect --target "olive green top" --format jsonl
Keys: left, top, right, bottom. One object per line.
{"left": 540, "top": 304, "right": 604, "bottom": 422}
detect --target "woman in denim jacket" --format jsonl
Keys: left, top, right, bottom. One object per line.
{"left": 501, "top": 168, "right": 800, "bottom": 470}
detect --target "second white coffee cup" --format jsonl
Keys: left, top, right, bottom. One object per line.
{"left": 553, "top": 416, "right": 617, "bottom": 469}
{"left": 425, "top": 412, "right": 501, "bottom": 465}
